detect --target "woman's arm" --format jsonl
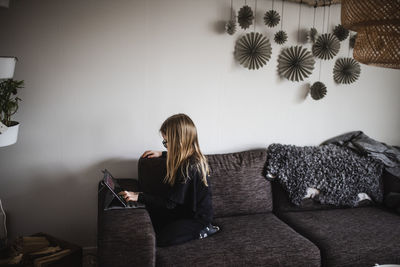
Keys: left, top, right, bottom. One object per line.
{"left": 138, "top": 192, "right": 177, "bottom": 209}
{"left": 141, "top": 150, "right": 166, "bottom": 158}
{"left": 119, "top": 191, "right": 177, "bottom": 209}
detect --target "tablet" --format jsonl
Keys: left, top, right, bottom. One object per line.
{"left": 102, "top": 169, "right": 127, "bottom": 207}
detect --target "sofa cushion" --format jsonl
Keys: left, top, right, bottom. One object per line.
{"left": 278, "top": 207, "right": 400, "bottom": 267}
{"left": 206, "top": 149, "right": 273, "bottom": 217}
{"left": 156, "top": 213, "right": 320, "bottom": 267}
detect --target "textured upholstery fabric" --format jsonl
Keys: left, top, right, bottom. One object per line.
{"left": 156, "top": 213, "right": 320, "bottom": 267}
{"left": 278, "top": 207, "right": 400, "bottom": 267}
{"left": 98, "top": 179, "right": 156, "bottom": 267}
{"left": 206, "top": 149, "right": 273, "bottom": 217}
{"left": 98, "top": 208, "right": 156, "bottom": 267}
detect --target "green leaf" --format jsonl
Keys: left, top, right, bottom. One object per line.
{"left": 0, "top": 79, "right": 24, "bottom": 124}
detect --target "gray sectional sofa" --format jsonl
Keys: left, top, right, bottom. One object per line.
{"left": 97, "top": 149, "right": 400, "bottom": 267}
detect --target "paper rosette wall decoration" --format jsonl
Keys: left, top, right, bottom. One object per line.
{"left": 308, "top": 27, "right": 318, "bottom": 43}
{"left": 312, "top": 33, "right": 341, "bottom": 60}
{"left": 264, "top": 10, "right": 280, "bottom": 27}
{"left": 349, "top": 33, "right": 357, "bottom": 49}
{"left": 333, "top": 58, "right": 361, "bottom": 84}
{"left": 333, "top": 24, "right": 349, "bottom": 41}
{"left": 310, "top": 81, "right": 327, "bottom": 100}
{"left": 235, "top": 32, "right": 272, "bottom": 70}
{"left": 225, "top": 20, "right": 237, "bottom": 35}
{"left": 238, "top": 5, "right": 254, "bottom": 29}
{"left": 274, "top": 30, "right": 288, "bottom": 45}
{"left": 278, "top": 46, "right": 315, "bottom": 82}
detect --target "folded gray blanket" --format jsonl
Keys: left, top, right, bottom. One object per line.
{"left": 321, "top": 131, "right": 400, "bottom": 179}
{"left": 265, "top": 143, "right": 384, "bottom": 207}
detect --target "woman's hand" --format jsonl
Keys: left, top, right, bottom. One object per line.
{"left": 118, "top": 191, "right": 139, "bottom": 202}
{"left": 142, "top": 150, "right": 162, "bottom": 158}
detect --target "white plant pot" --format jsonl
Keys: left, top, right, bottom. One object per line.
{"left": 0, "top": 123, "right": 19, "bottom": 147}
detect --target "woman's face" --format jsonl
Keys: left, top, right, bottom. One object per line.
{"left": 162, "top": 133, "right": 168, "bottom": 150}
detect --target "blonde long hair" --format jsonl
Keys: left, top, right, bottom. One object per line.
{"left": 160, "top": 113, "right": 209, "bottom": 187}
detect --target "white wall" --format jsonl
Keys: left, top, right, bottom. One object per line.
{"left": 0, "top": 0, "right": 399, "bottom": 247}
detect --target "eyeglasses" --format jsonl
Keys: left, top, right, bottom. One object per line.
{"left": 162, "top": 139, "right": 168, "bottom": 148}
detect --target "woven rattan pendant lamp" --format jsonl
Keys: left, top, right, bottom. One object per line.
{"left": 341, "top": 0, "right": 400, "bottom": 69}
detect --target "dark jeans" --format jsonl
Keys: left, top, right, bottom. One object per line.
{"left": 147, "top": 206, "right": 206, "bottom": 247}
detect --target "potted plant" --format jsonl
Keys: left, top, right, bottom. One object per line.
{"left": 0, "top": 78, "right": 24, "bottom": 147}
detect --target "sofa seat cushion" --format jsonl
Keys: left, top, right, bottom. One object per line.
{"left": 278, "top": 207, "right": 400, "bottom": 267}
{"left": 156, "top": 213, "right": 320, "bottom": 267}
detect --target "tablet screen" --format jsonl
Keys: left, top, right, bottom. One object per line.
{"left": 104, "top": 173, "right": 115, "bottom": 190}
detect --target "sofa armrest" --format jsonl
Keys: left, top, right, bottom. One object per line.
{"left": 98, "top": 180, "right": 156, "bottom": 267}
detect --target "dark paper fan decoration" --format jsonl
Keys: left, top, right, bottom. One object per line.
{"left": 264, "top": 10, "right": 280, "bottom": 27}
{"left": 310, "top": 81, "right": 327, "bottom": 100}
{"left": 312, "top": 33, "right": 341, "bottom": 60}
{"left": 225, "top": 20, "right": 237, "bottom": 35}
{"left": 235, "top": 32, "right": 272, "bottom": 70}
{"left": 349, "top": 33, "right": 357, "bottom": 49}
{"left": 333, "top": 58, "right": 361, "bottom": 84}
{"left": 308, "top": 27, "right": 318, "bottom": 43}
{"left": 333, "top": 24, "right": 349, "bottom": 41}
{"left": 278, "top": 46, "right": 315, "bottom": 82}
{"left": 238, "top": 5, "right": 254, "bottom": 29}
{"left": 274, "top": 30, "right": 288, "bottom": 45}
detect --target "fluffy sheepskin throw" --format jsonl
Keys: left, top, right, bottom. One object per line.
{"left": 265, "top": 143, "right": 384, "bottom": 207}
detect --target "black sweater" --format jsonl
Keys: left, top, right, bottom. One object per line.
{"left": 137, "top": 152, "right": 214, "bottom": 226}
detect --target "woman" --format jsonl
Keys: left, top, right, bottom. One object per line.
{"left": 119, "top": 113, "right": 219, "bottom": 247}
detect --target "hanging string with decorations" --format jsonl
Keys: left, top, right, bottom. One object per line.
{"left": 333, "top": 23, "right": 361, "bottom": 85}
{"left": 310, "top": 1, "right": 327, "bottom": 100}
{"left": 333, "top": 24, "right": 349, "bottom": 42}
{"left": 264, "top": 0, "right": 280, "bottom": 28}
{"left": 235, "top": 0, "right": 272, "bottom": 70}
{"left": 327, "top": 1, "right": 330, "bottom": 32}
{"left": 349, "top": 33, "right": 357, "bottom": 50}
{"left": 274, "top": 0, "right": 288, "bottom": 45}
{"left": 308, "top": 1, "right": 318, "bottom": 43}
{"left": 253, "top": 0, "right": 257, "bottom": 32}
{"left": 278, "top": 0, "right": 315, "bottom": 81}
{"left": 225, "top": 0, "right": 237, "bottom": 35}
{"left": 238, "top": 0, "right": 254, "bottom": 30}
{"left": 297, "top": 0, "right": 303, "bottom": 43}
{"left": 330, "top": 0, "right": 349, "bottom": 42}
{"left": 310, "top": 52, "right": 327, "bottom": 100}
{"left": 312, "top": 0, "right": 340, "bottom": 60}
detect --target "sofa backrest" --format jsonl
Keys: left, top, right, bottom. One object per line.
{"left": 206, "top": 149, "right": 272, "bottom": 217}
{"left": 138, "top": 149, "right": 273, "bottom": 218}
